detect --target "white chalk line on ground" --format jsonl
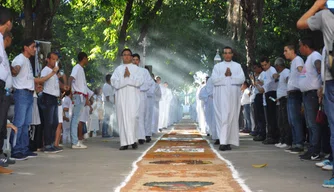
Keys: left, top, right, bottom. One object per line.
{"left": 114, "top": 129, "right": 172, "bottom": 192}
{"left": 205, "top": 138, "right": 253, "bottom": 192}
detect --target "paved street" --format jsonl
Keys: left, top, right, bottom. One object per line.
{"left": 0, "top": 127, "right": 331, "bottom": 192}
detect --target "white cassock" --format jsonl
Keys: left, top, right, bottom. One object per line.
{"left": 199, "top": 78, "right": 218, "bottom": 140}
{"left": 164, "top": 88, "right": 173, "bottom": 128}
{"left": 111, "top": 64, "right": 144, "bottom": 146}
{"left": 211, "top": 61, "right": 245, "bottom": 146}
{"left": 138, "top": 68, "right": 154, "bottom": 138}
{"left": 196, "top": 84, "right": 206, "bottom": 134}
{"left": 152, "top": 83, "right": 162, "bottom": 133}
{"left": 158, "top": 84, "right": 166, "bottom": 128}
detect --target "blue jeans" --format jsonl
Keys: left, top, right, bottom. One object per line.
{"left": 39, "top": 93, "right": 58, "bottom": 147}
{"left": 70, "top": 94, "right": 85, "bottom": 145}
{"left": 287, "top": 91, "right": 304, "bottom": 148}
{"left": 323, "top": 80, "right": 334, "bottom": 176}
{"left": 10, "top": 89, "right": 33, "bottom": 156}
{"left": 303, "top": 90, "right": 320, "bottom": 154}
{"left": 243, "top": 104, "right": 251, "bottom": 131}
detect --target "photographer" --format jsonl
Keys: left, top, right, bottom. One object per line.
{"left": 297, "top": 0, "right": 334, "bottom": 188}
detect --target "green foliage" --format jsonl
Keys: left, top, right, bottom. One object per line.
{"left": 2, "top": 0, "right": 320, "bottom": 91}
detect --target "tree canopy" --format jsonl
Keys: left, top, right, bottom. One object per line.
{"left": 2, "top": 0, "right": 317, "bottom": 91}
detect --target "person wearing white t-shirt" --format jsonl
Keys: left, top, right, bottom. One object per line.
{"left": 251, "top": 63, "right": 266, "bottom": 142}
{"left": 283, "top": 44, "right": 305, "bottom": 154}
{"left": 39, "top": 52, "right": 64, "bottom": 153}
{"left": 132, "top": 53, "right": 155, "bottom": 143}
{"left": 240, "top": 81, "right": 251, "bottom": 133}
{"left": 68, "top": 52, "right": 89, "bottom": 149}
{"left": 10, "top": 39, "right": 37, "bottom": 160}
{"left": 259, "top": 57, "right": 279, "bottom": 144}
{"left": 0, "top": 8, "right": 14, "bottom": 167}
{"left": 102, "top": 74, "right": 114, "bottom": 137}
{"left": 273, "top": 57, "right": 291, "bottom": 149}
{"left": 78, "top": 88, "right": 93, "bottom": 148}
{"left": 298, "top": 37, "right": 322, "bottom": 161}
{"left": 62, "top": 91, "right": 72, "bottom": 145}
{"left": 298, "top": 1, "right": 334, "bottom": 186}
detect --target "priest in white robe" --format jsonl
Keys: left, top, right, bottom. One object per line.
{"left": 158, "top": 78, "right": 167, "bottom": 130}
{"left": 196, "top": 82, "right": 206, "bottom": 134}
{"left": 211, "top": 46, "right": 245, "bottom": 151}
{"left": 152, "top": 78, "right": 162, "bottom": 133}
{"left": 111, "top": 49, "right": 144, "bottom": 150}
{"left": 132, "top": 53, "right": 154, "bottom": 144}
{"left": 163, "top": 83, "right": 173, "bottom": 128}
{"left": 199, "top": 77, "right": 218, "bottom": 143}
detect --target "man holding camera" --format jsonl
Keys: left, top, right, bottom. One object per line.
{"left": 297, "top": 0, "right": 334, "bottom": 187}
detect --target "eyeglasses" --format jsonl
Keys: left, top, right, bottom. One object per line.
{"left": 223, "top": 52, "right": 232, "bottom": 54}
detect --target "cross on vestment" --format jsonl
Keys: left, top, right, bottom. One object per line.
{"left": 139, "top": 37, "right": 150, "bottom": 67}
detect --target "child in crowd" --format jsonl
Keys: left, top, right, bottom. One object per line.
{"left": 240, "top": 81, "right": 252, "bottom": 133}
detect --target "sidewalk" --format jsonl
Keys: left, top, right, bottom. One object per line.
{"left": 0, "top": 129, "right": 331, "bottom": 192}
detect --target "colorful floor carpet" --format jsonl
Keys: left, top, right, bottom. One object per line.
{"left": 117, "top": 119, "right": 250, "bottom": 192}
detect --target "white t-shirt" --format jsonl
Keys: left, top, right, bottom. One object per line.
{"left": 241, "top": 88, "right": 251, "bottom": 106}
{"left": 70, "top": 64, "right": 87, "bottom": 94}
{"left": 298, "top": 51, "right": 322, "bottom": 92}
{"left": 258, "top": 66, "right": 278, "bottom": 93}
{"left": 0, "top": 33, "right": 8, "bottom": 83}
{"left": 287, "top": 56, "right": 304, "bottom": 91}
{"left": 276, "top": 68, "right": 290, "bottom": 99}
{"left": 62, "top": 95, "right": 73, "bottom": 129}
{"left": 41, "top": 66, "right": 60, "bottom": 97}
{"left": 12, "top": 53, "right": 34, "bottom": 90}
{"left": 102, "top": 83, "right": 115, "bottom": 104}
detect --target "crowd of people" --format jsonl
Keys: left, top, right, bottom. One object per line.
{"left": 0, "top": 7, "right": 182, "bottom": 171}
{"left": 190, "top": 0, "right": 334, "bottom": 188}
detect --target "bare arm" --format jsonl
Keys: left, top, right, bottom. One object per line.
{"left": 11, "top": 65, "right": 21, "bottom": 77}
{"left": 296, "top": 0, "right": 326, "bottom": 29}
{"left": 68, "top": 76, "right": 75, "bottom": 89}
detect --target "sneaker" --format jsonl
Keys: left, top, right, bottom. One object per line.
{"left": 53, "top": 146, "right": 63, "bottom": 152}
{"left": 72, "top": 142, "right": 87, "bottom": 149}
{"left": 249, "top": 131, "right": 258, "bottom": 136}
{"left": 316, "top": 160, "right": 331, "bottom": 167}
{"left": 78, "top": 141, "right": 87, "bottom": 148}
{"left": 284, "top": 146, "right": 293, "bottom": 152}
{"left": 323, "top": 177, "right": 334, "bottom": 188}
{"left": 25, "top": 151, "right": 38, "bottom": 158}
{"left": 299, "top": 151, "right": 314, "bottom": 160}
{"left": 289, "top": 147, "right": 304, "bottom": 154}
{"left": 11, "top": 153, "right": 28, "bottom": 161}
{"left": 311, "top": 154, "right": 321, "bottom": 161}
{"left": 253, "top": 135, "right": 265, "bottom": 141}
{"left": 323, "top": 164, "right": 333, "bottom": 171}
{"left": 44, "top": 147, "right": 58, "bottom": 154}
{"left": 275, "top": 143, "right": 282, "bottom": 148}
{"left": 0, "top": 154, "right": 15, "bottom": 165}
{"left": 278, "top": 144, "right": 289, "bottom": 149}
{"left": 262, "top": 138, "right": 276, "bottom": 145}
{"left": 0, "top": 157, "right": 9, "bottom": 167}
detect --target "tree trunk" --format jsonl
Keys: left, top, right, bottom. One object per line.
{"left": 23, "top": 0, "right": 60, "bottom": 40}
{"left": 116, "top": 0, "right": 134, "bottom": 65}
{"left": 137, "top": 0, "right": 164, "bottom": 44}
{"left": 23, "top": 0, "right": 33, "bottom": 39}
{"left": 227, "top": 0, "right": 242, "bottom": 41}
{"left": 240, "top": 0, "right": 264, "bottom": 67}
